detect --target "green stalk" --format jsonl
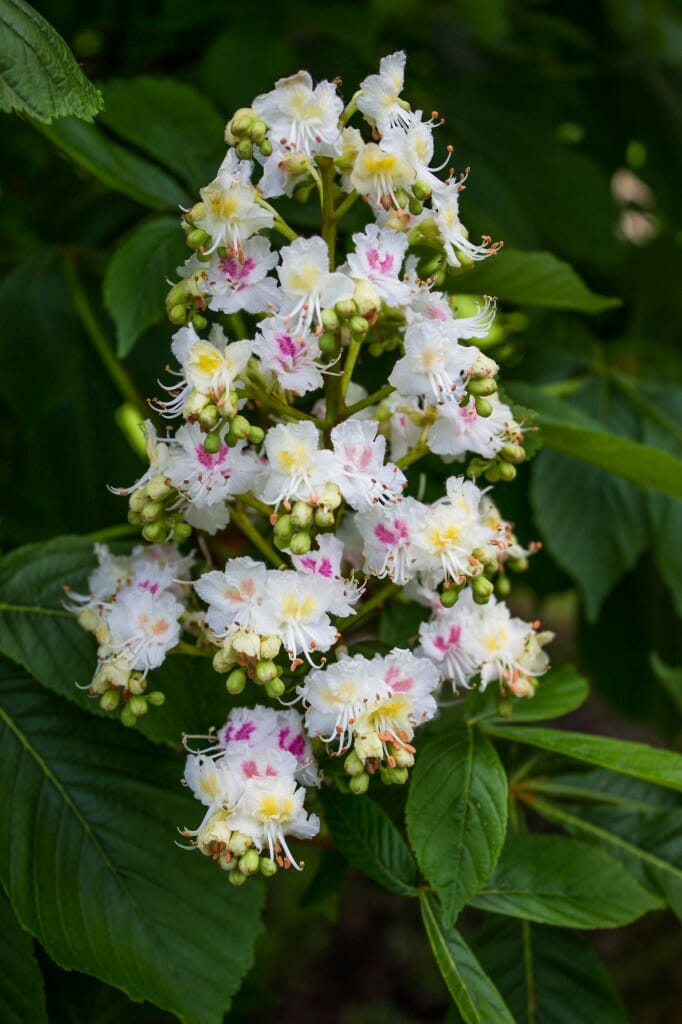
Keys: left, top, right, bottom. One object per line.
{"left": 230, "top": 505, "right": 284, "bottom": 568}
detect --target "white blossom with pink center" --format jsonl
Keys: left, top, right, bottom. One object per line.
{"left": 253, "top": 318, "right": 326, "bottom": 395}
{"left": 183, "top": 236, "right": 280, "bottom": 315}
{"left": 345, "top": 224, "right": 411, "bottom": 306}
{"left": 167, "top": 422, "right": 259, "bottom": 507}
{"left": 355, "top": 498, "right": 422, "bottom": 585}
{"left": 193, "top": 556, "right": 268, "bottom": 639}
{"left": 329, "top": 419, "right": 406, "bottom": 510}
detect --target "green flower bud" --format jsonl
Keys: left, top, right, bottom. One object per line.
{"left": 484, "top": 464, "right": 501, "bottom": 483}
{"left": 318, "top": 331, "right": 338, "bottom": 356}
{"left": 468, "top": 377, "right": 497, "bottom": 397}
{"left": 120, "top": 705, "right": 138, "bottom": 728}
{"left": 199, "top": 404, "right": 220, "bottom": 430}
{"left": 291, "top": 501, "right": 313, "bottom": 528}
{"left": 99, "top": 689, "right": 121, "bottom": 712}
{"left": 172, "top": 521, "right": 193, "bottom": 543}
{"left": 239, "top": 849, "right": 261, "bottom": 875}
{"left": 497, "top": 697, "right": 513, "bottom": 719}
{"left": 226, "top": 668, "right": 247, "bottom": 694}
{"left": 203, "top": 432, "right": 222, "bottom": 454}
{"left": 191, "top": 312, "right": 208, "bottom": 331}
{"left": 248, "top": 120, "right": 267, "bottom": 144}
{"left": 495, "top": 574, "right": 512, "bottom": 597}
{"left": 228, "top": 831, "right": 251, "bottom": 855}
{"left": 260, "top": 635, "right": 281, "bottom": 660}
{"left": 141, "top": 500, "right": 164, "bottom": 523}
{"left": 408, "top": 196, "right": 423, "bottom": 216}
{"left": 147, "top": 690, "right": 166, "bottom": 707}
{"left": 264, "top": 677, "right": 286, "bottom": 700}
{"left": 188, "top": 202, "right": 206, "bottom": 223}
{"left": 231, "top": 415, "right": 251, "bottom": 439}
{"left": 228, "top": 869, "right": 247, "bottom": 886}
{"left": 389, "top": 766, "right": 409, "bottom": 785}
{"left": 231, "top": 110, "right": 254, "bottom": 135}
{"left": 344, "top": 749, "right": 365, "bottom": 777}
{"left": 501, "top": 444, "right": 526, "bottom": 465}
{"left": 260, "top": 856, "right": 278, "bottom": 877}
{"left": 187, "top": 228, "right": 209, "bottom": 249}
{"left": 412, "top": 180, "right": 432, "bottom": 201}
{"left": 498, "top": 461, "right": 517, "bottom": 482}
{"left": 474, "top": 397, "right": 493, "bottom": 418}
{"left": 507, "top": 556, "right": 529, "bottom": 573}
{"left": 168, "top": 304, "right": 188, "bottom": 325}
{"left": 166, "top": 281, "right": 189, "bottom": 307}
{"left": 472, "top": 575, "right": 494, "bottom": 605}
{"left": 349, "top": 773, "right": 370, "bottom": 795}
{"left": 128, "top": 695, "right": 149, "bottom": 718}
{"left": 393, "top": 187, "right": 409, "bottom": 210}
{"left": 128, "top": 672, "right": 147, "bottom": 696}
{"left": 247, "top": 425, "right": 265, "bottom": 445}
{"left": 314, "top": 507, "right": 335, "bottom": 529}
{"left": 255, "top": 660, "right": 278, "bottom": 684}
{"left": 349, "top": 315, "right": 369, "bottom": 338}
{"left": 235, "top": 139, "right": 253, "bottom": 160}
{"left": 293, "top": 182, "right": 316, "bottom": 204}
{"left": 393, "top": 747, "right": 415, "bottom": 769}
{"left": 259, "top": 138, "right": 273, "bottom": 157}
{"left": 353, "top": 280, "right": 380, "bottom": 316}
{"left": 128, "top": 488, "right": 148, "bottom": 513}
{"left": 321, "top": 307, "right": 340, "bottom": 331}
{"left": 440, "top": 587, "right": 459, "bottom": 608}
{"left": 273, "top": 513, "right": 293, "bottom": 543}
{"left": 142, "top": 521, "right": 167, "bottom": 543}
{"left": 146, "top": 475, "right": 174, "bottom": 501}
{"left": 289, "top": 531, "right": 312, "bottom": 556}
{"left": 335, "top": 299, "right": 357, "bottom": 320}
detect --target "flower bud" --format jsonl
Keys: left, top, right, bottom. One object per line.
{"left": 230, "top": 109, "right": 255, "bottom": 135}
{"left": 229, "top": 831, "right": 252, "bottom": 856}
{"left": 260, "top": 856, "right": 278, "bottom": 877}
{"left": 128, "top": 487, "right": 148, "bottom": 513}
{"left": 146, "top": 475, "right": 174, "bottom": 501}
{"left": 128, "top": 671, "right": 148, "bottom": 696}
{"left": 495, "top": 574, "right": 512, "bottom": 597}
{"left": 318, "top": 332, "right": 337, "bottom": 356}
{"left": 120, "top": 704, "right": 137, "bottom": 728}
{"left": 412, "top": 180, "right": 432, "bottom": 201}
{"left": 183, "top": 390, "right": 210, "bottom": 420}
{"left": 497, "top": 461, "right": 517, "bottom": 482}
{"left": 235, "top": 139, "right": 253, "bottom": 161}
{"left": 343, "top": 749, "right": 365, "bottom": 777}
{"left": 291, "top": 501, "right": 313, "bottom": 528}
{"left": 128, "top": 695, "right": 148, "bottom": 718}
{"left": 321, "top": 307, "right": 339, "bottom": 331}
{"left": 147, "top": 690, "right": 166, "bottom": 707}
{"left": 247, "top": 425, "right": 264, "bottom": 445}
{"left": 472, "top": 575, "right": 494, "bottom": 605}
{"left": 226, "top": 667, "right": 247, "bottom": 694}
{"left": 353, "top": 280, "right": 380, "bottom": 316}
{"left": 335, "top": 299, "right": 358, "bottom": 320}
{"left": 408, "top": 196, "right": 423, "bottom": 216}
{"left": 172, "top": 521, "right": 193, "bottom": 543}
{"left": 393, "top": 747, "right": 415, "bottom": 769}
{"left": 468, "top": 377, "right": 497, "bottom": 397}
{"left": 142, "top": 521, "right": 167, "bottom": 543}
{"left": 239, "top": 849, "right": 261, "bottom": 875}
{"left": 231, "top": 415, "right": 251, "bottom": 439}
{"left": 260, "top": 635, "right": 281, "bottom": 660}
{"left": 199, "top": 404, "right": 220, "bottom": 431}
{"left": 141, "top": 500, "right": 164, "bottom": 523}
{"left": 264, "top": 677, "right": 286, "bottom": 699}
{"left": 501, "top": 444, "right": 525, "bottom": 465}
{"left": 187, "top": 228, "right": 209, "bottom": 250}
{"left": 232, "top": 628, "right": 261, "bottom": 658}
{"left": 99, "top": 689, "right": 121, "bottom": 712}
{"left": 507, "top": 556, "right": 529, "bottom": 573}
{"left": 259, "top": 138, "right": 273, "bottom": 157}
{"left": 349, "top": 773, "right": 370, "bottom": 795}
{"left": 289, "top": 531, "right": 312, "bottom": 556}
{"left": 255, "top": 659, "right": 278, "bottom": 684}
{"left": 203, "top": 432, "right": 222, "bottom": 454}
{"left": 317, "top": 482, "right": 342, "bottom": 510}
{"left": 168, "top": 304, "right": 188, "bottom": 325}
{"left": 474, "top": 396, "right": 493, "bottom": 418}
{"left": 314, "top": 507, "right": 335, "bottom": 529}
{"left": 349, "top": 315, "right": 369, "bottom": 338}
{"left": 228, "top": 869, "right": 247, "bottom": 886}
{"left": 248, "top": 119, "right": 267, "bottom": 144}
{"left": 273, "top": 513, "right": 293, "bottom": 543}
{"left": 440, "top": 587, "right": 459, "bottom": 608}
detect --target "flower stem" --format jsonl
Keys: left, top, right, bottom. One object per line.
{"left": 256, "top": 197, "right": 299, "bottom": 242}
{"left": 170, "top": 641, "right": 215, "bottom": 659}
{"left": 334, "top": 190, "right": 359, "bottom": 221}
{"left": 341, "top": 383, "right": 395, "bottom": 420}
{"left": 230, "top": 504, "right": 284, "bottom": 568}
{"left": 396, "top": 442, "right": 429, "bottom": 470}
{"left": 63, "top": 252, "right": 150, "bottom": 421}
{"left": 337, "top": 581, "right": 399, "bottom": 634}
{"left": 243, "top": 387, "right": 318, "bottom": 423}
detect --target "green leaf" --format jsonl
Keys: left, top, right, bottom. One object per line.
{"left": 495, "top": 664, "right": 589, "bottom": 723}
{"left": 420, "top": 894, "right": 514, "bottom": 1024}
{"left": 0, "top": 535, "right": 230, "bottom": 745}
{"left": 35, "top": 118, "right": 189, "bottom": 210}
{"left": 406, "top": 727, "right": 508, "bottom": 925}
{"left": 100, "top": 77, "right": 225, "bottom": 191}
{"left": 456, "top": 918, "right": 628, "bottom": 1024}
{"left": 483, "top": 722, "right": 682, "bottom": 792}
{"left": 510, "top": 383, "right": 682, "bottom": 500}
{"left": 0, "top": 661, "right": 264, "bottom": 1024}
{"left": 0, "top": 0, "right": 102, "bottom": 122}
{"left": 471, "top": 834, "right": 659, "bottom": 927}
{"left": 320, "top": 789, "right": 419, "bottom": 897}
{"left": 104, "top": 216, "right": 186, "bottom": 356}
{"left": 0, "top": 888, "right": 47, "bottom": 1024}
{"left": 651, "top": 652, "right": 682, "bottom": 717}
{"left": 640, "top": 386, "right": 682, "bottom": 616}
{"left": 453, "top": 249, "right": 620, "bottom": 312}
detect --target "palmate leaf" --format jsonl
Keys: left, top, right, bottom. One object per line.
{"left": 405, "top": 727, "right": 508, "bottom": 925}
{"left": 0, "top": 660, "right": 264, "bottom": 1024}
{"left": 0, "top": 535, "right": 230, "bottom": 745}
{"left": 320, "top": 788, "right": 419, "bottom": 897}
{"left": 0, "top": 0, "right": 102, "bottom": 122}
{"left": 471, "top": 834, "right": 660, "bottom": 927}
{"left": 420, "top": 894, "right": 514, "bottom": 1024}
{"left": 0, "top": 889, "right": 47, "bottom": 1024}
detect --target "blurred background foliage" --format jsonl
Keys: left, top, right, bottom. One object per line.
{"left": 1, "top": 0, "right": 681, "bottom": 1019}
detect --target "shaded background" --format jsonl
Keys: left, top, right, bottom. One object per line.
{"left": 1, "top": 0, "right": 681, "bottom": 1020}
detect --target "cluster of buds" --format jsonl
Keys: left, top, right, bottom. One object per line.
{"left": 70, "top": 53, "right": 553, "bottom": 877}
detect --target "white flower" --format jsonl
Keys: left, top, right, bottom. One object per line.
{"left": 383, "top": 392, "right": 425, "bottom": 462}
{"left": 253, "top": 319, "right": 325, "bottom": 395}
{"left": 167, "top": 423, "right": 259, "bottom": 507}
{"left": 299, "top": 655, "right": 385, "bottom": 752}
{"left": 253, "top": 70, "right": 343, "bottom": 157}
{"left": 468, "top": 595, "right": 551, "bottom": 691}
{"left": 345, "top": 224, "right": 411, "bottom": 306}
{"left": 196, "top": 151, "right": 273, "bottom": 254}
{"left": 109, "top": 420, "right": 171, "bottom": 494}
{"left": 431, "top": 178, "right": 500, "bottom": 267}
{"left": 389, "top": 320, "right": 472, "bottom": 405}
{"left": 257, "top": 148, "right": 314, "bottom": 199}
{"left": 183, "top": 236, "right": 280, "bottom": 315}
{"left": 193, "top": 556, "right": 268, "bottom": 639}
{"left": 104, "top": 586, "right": 183, "bottom": 673}
{"left": 227, "top": 773, "right": 320, "bottom": 867}
{"left": 277, "top": 235, "right": 354, "bottom": 334}
{"left": 350, "top": 142, "right": 414, "bottom": 206}
{"left": 216, "top": 706, "right": 319, "bottom": 788}
{"left": 427, "top": 395, "right": 516, "bottom": 460}
{"left": 417, "top": 595, "right": 481, "bottom": 689}
{"left": 329, "top": 419, "right": 406, "bottom": 510}
{"left": 291, "top": 534, "right": 363, "bottom": 617}
{"left": 355, "top": 499, "right": 422, "bottom": 585}
{"left": 251, "top": 570, "right": 339, "bottom": 664}
{"left": 412, "top": 477, "right": 495, "bottom": 585}
{"left": 256, "top": 421, "right": 337, "bottom": 506}
{"left": 357, "top": 51, "right": 415, "bottom": 134}
{"left": 383, "top": 116, "right": 451, "bottom": 193}
{"left": 156, "top": 324, "right": 252, "bottom": 418}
